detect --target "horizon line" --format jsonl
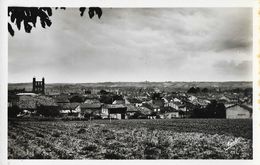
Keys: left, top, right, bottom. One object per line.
{"left": 8, "top": 80, "right": 253, "bottom": 84}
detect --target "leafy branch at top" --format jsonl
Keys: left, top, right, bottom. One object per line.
{"left": 8, "top": 7, "right": 102, "bottom": 36}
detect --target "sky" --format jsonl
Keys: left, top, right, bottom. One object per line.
{"left": 8, "top": 8, "right": 252, "bottom": 83}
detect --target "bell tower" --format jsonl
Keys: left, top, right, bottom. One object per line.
{"left": 32, "top": 77, "right": 45, "bottom": 94}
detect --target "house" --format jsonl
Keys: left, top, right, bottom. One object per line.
{"left": 84, "top": 98, "right": 101, "bottom": 104}
{"left": 36, "top": 96, "right": 59, "bottom": 117}
{"left": 164, "top": 110, "right": 180, "bottom": 119}
{"left": 112, "top": 100, "right": 125, "bottom": 105}
{"left": 152, "top": 99, "right": 164, "bottom": 108}
{"left": 54, "top": 95, "right": 70, "bottom": 103}
{"left": 169, "top": 101, "right": 182, "bottom": 110}
{"left": 80, "top": 103, "right": 102, "bottom": 118}
{"left": 102, "top": 104, "right": 127, "bottom": 119}
{"left": 15, "top": 95, "right": 59, "bottom": 117}
{"left": 59, "top": 103, "right": 81, "bottom": 117}
{"left": 162, "top": 97, "right": 169, "bottom": 107}
{"left": 218, "top": 96, "right": 231, "bottom": 103}
{"left": 160, "top": 107, "right": 182, "bottom": 119}
{"left": 197, "top": 99, "right": 210, "bottom": 108}
{"left": 172, "top": 97, "right": 181, "bottom": 103}
{"left": 226, "top": 104, "right": 252, "bottom": 119}
{"left": 125, "top": 104, "right": 139, "bottom": 119}
{"left": 138, "top": 106, "right": 152, "bottom": 118}
{"left": 125, "top": 97, "right": 142, "bottom": 107}
{"left": 17, "top": 99, "right": 37, "bottom": 113}
{"left": 188, "top": 95, "right": 197, "bottom": 102}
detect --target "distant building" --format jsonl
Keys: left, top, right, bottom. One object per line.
{"left": 59, "top": 103, "right": 81, "bottom": 117}
{"left": 80, "top": 103, "right": 102, "bottom": 118}
{"left": 33, "top": 77, "right": 45, "bottom": 94}
{"left": 102, "top": 104, "right": 127, "bottom": 119}
{"left": 226, "top": 104, "right": 252, "bottom": 119}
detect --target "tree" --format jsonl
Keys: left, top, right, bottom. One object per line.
{"left": 100, "top": 89, "right": 109, "bottom": 95}
{"left": 191, "top": 100, "right": 226, "bottom": 118}
{"left": 187, "top": 87, "right": 197, "bottom": 94}
{"left": 244, "top": 88, "right": 252, "bottom": 97}
{"left": 8, "top": 7, "right": 102, "bottom": 36}
{"left": 112, "top": 94, "right": 123, "bottom": 101}
{"left": 100, "top": 95, "right": 113, "bottom": 104}
{"left": 37, "top": 105, "right": 60, "bottom": 117}
{"left": 205, "top": 100, "right": 226, "bottom": 118}
{"left": 201, "top": 88, "right": 209, "bottom": 93}
{"left": 70, "top": 95, "right": 84, "bottom": 103}
{"left": 8, "top": 105, "right": 22, "bottom": 118}
{"left": 151, "top": 92, "right": 162, "bottom": 100}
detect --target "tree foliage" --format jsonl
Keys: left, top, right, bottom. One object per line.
{"left": 37, "top": 105, "right": 60, "bottom": 117}
{"left": 8, "top": 7, "right": 102, "bottom": 36}
{"left": 8, "top": 105, "right": 22, "bottom": 118}
{"left": 151, "top": 92, "right": 162, "bottom": 100}
{"left": 70, "top": 95, "right": 85, "bottom": 103}
{"left": 191, "top": 100, "right": 226, "bottom": 118}
{"left": 187, "top": 87, "right": 200, "bottom": 94}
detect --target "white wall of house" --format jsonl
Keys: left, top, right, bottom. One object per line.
{"left": 226, "top": 105, "right": 251, "bottom": 119}
{"left": 164, "top": 112, "right": 179, "bottom": 119}
{"left": 102, "top": 108, "right": 108, "bottom": 115}
{"left": 169, "top": 103, "right": 179, "bottom": 110}
{"left": 110, "top": 113, "right": 121, "bottom": 119}
{"left": 71, "top": 106, "right": 81, "bottom": 113}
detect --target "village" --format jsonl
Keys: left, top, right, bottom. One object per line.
{"left": 8, "top": 78, "right": 253, "bottom": 120}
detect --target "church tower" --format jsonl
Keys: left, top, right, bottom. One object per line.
{"left": 32, "top": 77, "right": 45, "bottom": 94}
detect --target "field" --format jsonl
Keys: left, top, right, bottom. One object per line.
{"left": 8, "top": 119, "right": 252, "bottom": 159}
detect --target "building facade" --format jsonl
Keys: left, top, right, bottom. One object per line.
{"left": 33, "top": 77, "right": 45, "bottom": 94}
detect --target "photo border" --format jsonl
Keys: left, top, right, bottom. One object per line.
{"left": 0, "top": 0, "right": 259, "bottom": 165}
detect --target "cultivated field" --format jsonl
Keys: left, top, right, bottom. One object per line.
{"left": 8, "top": 119, "right": 252, "bottom": 159}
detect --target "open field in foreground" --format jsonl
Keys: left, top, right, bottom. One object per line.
{"left": 8, "top": 119, "right": 252, "bottom": 159}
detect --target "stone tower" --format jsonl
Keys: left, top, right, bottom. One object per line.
{"left": 32, "top": 77, "right": 45, "bottom": 94}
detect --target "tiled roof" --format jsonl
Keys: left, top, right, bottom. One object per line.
{"left": 18, "top": 95, "right": 58, "bottom": 108}
{"left": 105, "top": 104, "right": 126, "bottom": 109}
{"left": 17, "top": 100, "right": 37, "bottom": 109}
{"left": 138, "top": 107, "right": 152, "bottom": 115}
{"left": 81, "top": 103, "right": 102, "bottom": 109}
{"left": 59, "top": 103, "right": 80, "bottom": 110}
{"left": 126, "top": 105, "right": 139, "bottom": 112}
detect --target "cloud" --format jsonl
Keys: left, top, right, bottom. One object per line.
{"left": 213, "top": 60, "right": 252, "bottom": 80}
{"left": 8, "top": 8, "right": 252, "bottom": 83}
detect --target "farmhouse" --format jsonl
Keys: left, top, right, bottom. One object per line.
{"left": 169, "top": 101, "right": 182, "bottom": 110}
{"left": 138, "top": 106, "right": 152, "bottom": 116}
{"left": 84, "top": 98, "right": 101, "bottom": 104}
{"left": 160, "top": 107, "right": 181, "bottom": 119}
{"left": 226, "top": 104, "right": 252, "bottom": 119}
{"left": 59, "top": 103, "right": 81, "bottom": 117}
{"left": 17, "top": 99, "right": 37, "bottom": 112}
{"left": 54, "top": 95, "right": 70, "bottom": 103}
{"left": 125, "top": 104, "right": 139, "bottom": 118}
{"left": 102, "top": 104, "right": 127, "bottom": 119}
{"left": 124, "top": 97, "right": 142, "bottom": 107}
{"left": 13, "top": 95, "right": 59, "bottom": 117}
{"left": 163, "top": 111, "right": 180, "bottom": 119}
{"left": 80, "top": 103, "right": 102, "bottom": 118}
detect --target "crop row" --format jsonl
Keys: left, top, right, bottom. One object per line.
{"left": 8, "top": 120, "right": 253, "bottom": 159}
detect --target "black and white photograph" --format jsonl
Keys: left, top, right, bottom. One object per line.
{"left": 5, "top": 3, "right": 256, "bottom": 161}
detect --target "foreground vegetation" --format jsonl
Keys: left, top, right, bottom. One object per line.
{"left": 8, "top": 119, "right": 252, "bottom": 159}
